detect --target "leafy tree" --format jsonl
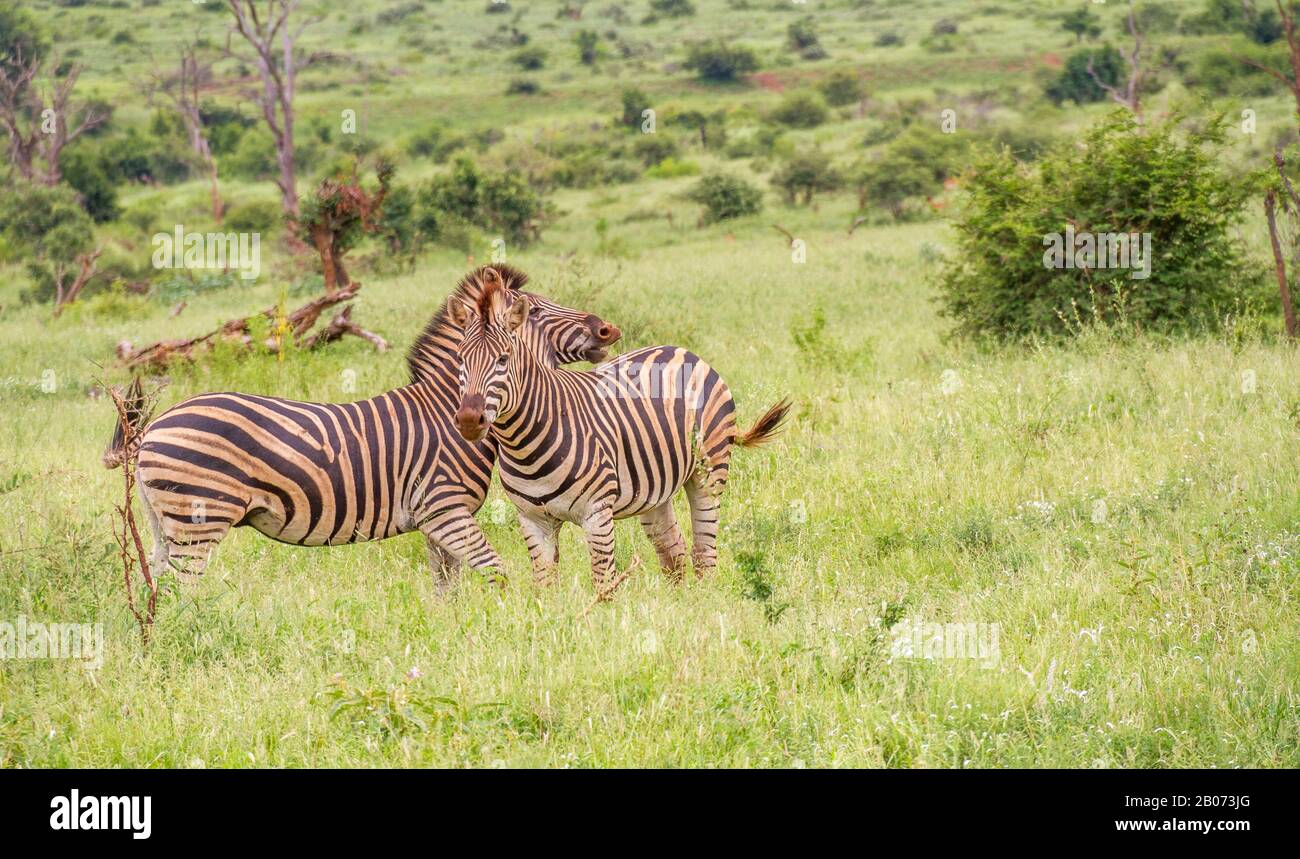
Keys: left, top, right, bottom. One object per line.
{"left": 1061, "top": 7, "right": 1101, "bottom": 43}
{"left": 856, "top": 154, "right": 937, "bottom": 219}
{"left": 0, "top": 3, "right": 47, "bottom": 69}
{"left": 686, "top": 173, "right": 763, "bottom": 223}
{"left": 771, "top": 150, "right": 842, "bottom": 205}
{"left": 1044, "top": 45, "right": 1124, "bottom": 105}
{"left": 936, "top": 110, "right": 1257, "bottom": 339}
{"left": 683, "top": 41, "right": 759, "bottom": 83}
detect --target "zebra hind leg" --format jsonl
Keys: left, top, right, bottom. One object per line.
{"left": 684, "top": 473, "right": 724, "bottom": 579}
{"left": 517, "top": 511, "right": 563, "bottom": 588}
{"left": 637, "top": 501, "right": 687, "bottom": 583}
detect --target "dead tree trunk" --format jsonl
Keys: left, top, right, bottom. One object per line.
{"left": 225, "top": 0, "right": 315, "bottom": 219}
{"left": 1087, "top": 0, "right": 1144, "bottom": 121}
{"left": 0, "top": 48, "right": 40, "bottom": 181}
{"left": 151, "top": 46, "right": 225, "bottom": 223}
{"left": 52, "top": 246, "right": 103, "bottom": 317}
{"left": 38, "top": 63, "right": 106, "bottom": 185}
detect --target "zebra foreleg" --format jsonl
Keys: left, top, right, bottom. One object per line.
{"left": 417, "top": 507, "right": 503, "bottom": 589}
{"left": 518, "top": 511, "right": 562, "bottom": 588}
{"left": 637, "top": 501, "right": 687, "bottom": 583}
{"left": 684, "top": 476, "right": 722, "bottom": 579}
{"left": 580, "top": 507, "right": 618, "bottom": 592}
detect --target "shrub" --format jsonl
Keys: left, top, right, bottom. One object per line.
{"left": 818, "top": 71, "right": 866, "bottom": 107}
{"left": 936, "top": 110, "right": 1257, "bottom": 340}
{"left": 633, "top": 134, "right": 679, "bottom": 166}
{"left": 683, "top": 41, "right": 759, "bottom": 83}
{"left": 511, "top": 45, "right": 547, "bottom": 70}
{"left": 771, "top": 150, "right": 842, "bottom": 205}
{"left": 787, "top": 16, "right": 825, "bottom": 59}
{"left": 769, "top": 91, "right": 829, "bottom": 128}
{"left": 649, "top": 0, "right": 694, "bottom": 17}
{"left": 575, "top": 30, "right": 601, "bottom": 65}
{"left": 875, "top": 31, "right": 903, "bottom": 47}
{"left": 505, "top": 78, "right": 542, "bottom": 95}
{"left": 645, "top": 157, "right": 699, "bottom": 178}
{"left": 619, "top": 87, "right": 652, "bottom": 130}
{"left": 686, "top": 173, "right": 763, "bottom": 223}
{"left": 224, "top": 199, "right": 282, "bottom": 234}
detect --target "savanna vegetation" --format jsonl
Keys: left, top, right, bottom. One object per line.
{"left": 0, "top": 0, "right": 1297, "bottom": 767}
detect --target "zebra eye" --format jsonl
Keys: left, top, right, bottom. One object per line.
{"left": 496, "top": 354, "right": 509, "bottom": 367}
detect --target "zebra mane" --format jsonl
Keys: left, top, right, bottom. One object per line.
{"left": 406, "top": 264, "right": 530, "bottom": 383}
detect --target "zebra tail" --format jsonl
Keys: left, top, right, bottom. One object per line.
{"left": 102, "top": 377, "right": 149, "bottom": 470}
{"left": 735, "top": 398, "right": 792, "bottom": 449}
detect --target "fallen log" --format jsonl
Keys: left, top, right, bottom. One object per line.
{"left": 116, "top": 282, "right": 380, "bottom": 373}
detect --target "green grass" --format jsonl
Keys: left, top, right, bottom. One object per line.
{"left": 3, "top": 223, "right": 1298, "bottom": 767}
{"left": 0, "top": 0, "right": 1298, "bottom": 767}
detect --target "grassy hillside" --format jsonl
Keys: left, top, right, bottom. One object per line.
{"left": 0, "top": 0, "right": 1297, "bottom": 767}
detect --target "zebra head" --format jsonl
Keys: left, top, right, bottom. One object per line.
{"left": 521, "top": 290, "right": 621, "bottom": 365}
{"left": 449, "top": 278, "right": 534, "bottom": 443}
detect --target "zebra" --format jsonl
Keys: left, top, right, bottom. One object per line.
{"left": 102, "top": 266, "right": 622, "bottom": 593}
{"left": 447, "top": 275, "right": 790, "bottom": 591}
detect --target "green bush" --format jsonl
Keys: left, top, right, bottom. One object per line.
{"left": 686, "top": 173, "right": 763, "bottom": 223}
{"left": 0, "top": 183, "right": 95, "bottom": 304}
{"left": 936, "top": 111, "right": 1258, "bottom": 340}
{"left": 683, "top": 41, "right": 759, "bottom": 83}
{"left": 769, "top": 91, "right": 829, "bottom": 128}
{"left": 619, "top": 87, "right": 652, "bottom": 130}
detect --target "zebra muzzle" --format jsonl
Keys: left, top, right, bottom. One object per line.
{"left": 455, "top": 396, "right": 489, "bottom": 441}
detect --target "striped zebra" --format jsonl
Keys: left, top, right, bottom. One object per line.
{"left": 102, "top": 266, "right": 622, "bottom": 593}
{"left": 448, "top": 276, "right": 790, "bottom": 590}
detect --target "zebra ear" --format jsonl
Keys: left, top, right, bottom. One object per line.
{"left": 448, "top": 296, "right": 472, "bottom": 328}
{"left": 506, "top": 294, "right": 530, "bottom": 332}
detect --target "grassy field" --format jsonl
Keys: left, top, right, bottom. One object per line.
{"left": 1, "top": 0, "right": 1298, "bottom": 767}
